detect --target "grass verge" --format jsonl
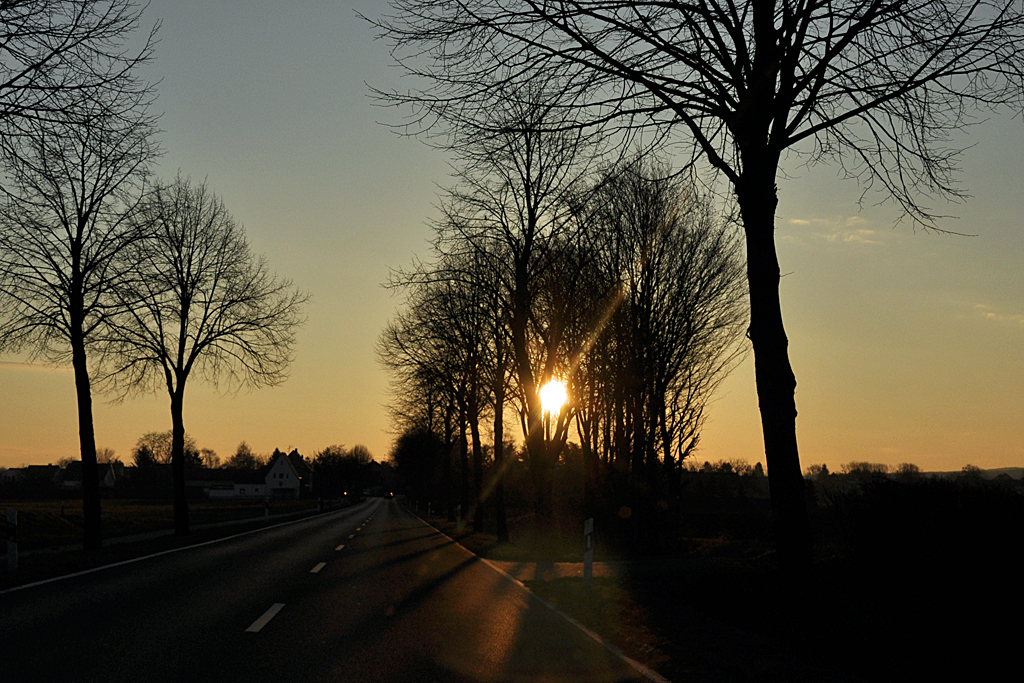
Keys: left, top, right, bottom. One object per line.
{"left": 0, "top": 499, "right": 347, "bottom": 591}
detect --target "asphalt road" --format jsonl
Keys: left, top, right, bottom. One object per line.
{"left": 0, "top": 498, "right": 656, "bottom": 682}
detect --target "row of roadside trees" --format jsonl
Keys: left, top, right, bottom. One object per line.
{"left": 372, "top": 0, "right": 1024, "bottom": 572}
{"left": 379, "top": 92, "right": 750, "bottom": 539}
{"left": 0, "top": 2, "right": 306, "bottom": 549}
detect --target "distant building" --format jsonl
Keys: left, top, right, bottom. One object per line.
{"left": 56, "top": 462, "right": 121, "bottom": 490}
{"left": 1, "top": 468, "right": 26, "bottom": 485}
{"left": 287, "top": 450, "right": 312, "bottom": 496}
{"left": 186, "top": 451, "right": 311, "bottom": 500}
{"left": 185, "top": 468, "right": 263, "bottom": 499}
{"left": 1, "top": 465, "right": 61, "bottom": 486}
{"left": 265, "top": 452, "right": 301, "bottom": 499}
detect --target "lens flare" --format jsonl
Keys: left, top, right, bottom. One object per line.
{"left": 539, "top": 378, "right": 567, "bottom": 415}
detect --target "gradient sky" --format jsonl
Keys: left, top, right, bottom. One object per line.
{"left": 1, "top": 1, "right": 1021, "bottom": 473}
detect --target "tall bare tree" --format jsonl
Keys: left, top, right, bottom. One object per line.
{"left": 584, "top": 159, "right": 747, "bottom": 484}
{"left": 430, "top": 81, "right": 605, "bottom": 522}
{"left": 0, "top": 1, "right": 158, "bottom": 127}
{"left": 375, "top": 0, "right": 1024, "bottom": 570}
{"left": 381, "top": 251, "right": 493, "bottom": 527}
{"left": 0, "top": 84, "right": 158, "bottom": 550}
{"left": 102, "top": 176, "right": 307, "bottom": 535}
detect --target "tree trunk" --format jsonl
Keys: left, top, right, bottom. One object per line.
{"left": 494, "top": 390, "right": 508, "bottom": 542}
{"left": 444, "top": 400, "right": 455, "bottom": 521}
{"left": 509, "top": 255, "right": 553, "bottom": 522}
{"left": 469, "top": 392, "right": 484, "bottom": 533}
{"left": 445, "top": 439, "right": 456, "bottom": 522}
{"left": 493, "top": 329, "right": 509, "bottom": 541}
{"left": 736, "top": 168, "right": 813, "bottom": 573}
{"left": 71, "top": 331, "right": 101, "bottom": 552}
{"left": 170, "top": 387, "right": 189, "bottom": 535}
{"left": 580, "top": 415, "right": 599, "bottom": 518}
{"left": 459, "top": 402, "right": 469, "bottom": 523}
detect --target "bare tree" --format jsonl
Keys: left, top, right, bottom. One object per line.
{"left": 102, "top": 176, "right": 308, "bottom": 535}
{"left": 380, "top": 252, "right": 492, "bottom": 526}
{"left": 0, "top": 85, "right": 157, "bottom": 550}
{"left": 225, "top": 441, "right": 264, "bottom": 471}
{"left": 380, "top": 295, "right": 458, "bottom": 519}
{"left": 200, "top": 448, "right": 219, "bottom": 469}
{"left": 131, "top": 430, "right": 200, "bottom": 466}
{"left": 578, "top": 159, "right": 748, "bottom": 493}
{"left": 375, "top": 0, "right": 1024, "bottom": 571}
{"left": 0, "top": 1, "right": 158, "bottom": 127}
{"left": 429, "top": 82, "right": 605, "bottom": 522}
{"left": 95, "top": 447, "right": 117, "bottom": 464}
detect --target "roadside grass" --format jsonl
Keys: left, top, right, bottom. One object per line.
{"left": 0, "top": 497, "right": 342, "bottom": 591}
{"left": 418, "top": 509, "right": 805, "bottom": 680}
{"left": 526, "top": 577, "right": 672, "bottom": 676}
{"left": 0, "top": 498, "right": 318, "bottom": 550}
{"left": 420, "top": 511, "right": 885, "bottom": 682}
{"left": 414, "top": 490, "right": 1021, "bottom": 683}
{"left": 415, "top": 508, "right": 625, "bottom": 563}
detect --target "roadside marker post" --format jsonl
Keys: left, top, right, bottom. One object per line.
{"left": 583, "top": 517, "right": 594, "bottom": 584}
{"left": 7, "top": 508, "right": 17, "bottom": 572}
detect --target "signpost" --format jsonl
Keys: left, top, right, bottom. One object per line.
{"left": 7, "top": 508, "right": 17, "bottom": 572}
{"left": 583, "top": 517, "right": 594, "bottom": 584}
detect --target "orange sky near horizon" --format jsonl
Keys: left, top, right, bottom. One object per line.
{"left": 1, "top": 1, "right": 1021, "bottom": 475}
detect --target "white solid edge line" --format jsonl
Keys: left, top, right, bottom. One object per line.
{"left": 0, "top": 504, "right": 366, "bottom": 596}
{"left": 310, "top": 562, "right": 327, "bottom": 573}
{"left": 246, "top": 603, "right": 285, "bottom": 632}
{"left": 405, "top": 506, "right": 670, "bottom": 683}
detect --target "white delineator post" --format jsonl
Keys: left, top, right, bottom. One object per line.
{"left": 583, "top": 517, "right": 594, "bottom": 584}
{"left": 7, "top": 508, "right": 17, "bottom": 572}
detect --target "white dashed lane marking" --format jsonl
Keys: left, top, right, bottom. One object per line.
{"left": 310, "top": 562, "right": 326, "bottom": 574}
{"left": 246, "top": 603, "right": 285, "bottom": 632}
{"left": 335, "top": 544, "right": 345, "bottom": 551}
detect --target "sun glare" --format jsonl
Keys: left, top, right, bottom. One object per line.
{"left": 539, "top": 378, "right": 568, "bottom": 415}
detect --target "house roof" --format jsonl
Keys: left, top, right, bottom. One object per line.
{"left": 60, "top": 461, "right": 116, "bottom": 483}
{"left": 288, "top": 451, "right": 312, "bottom": 478}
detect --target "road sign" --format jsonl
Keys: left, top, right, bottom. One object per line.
{"left": 7, "top": 508, "right": 17, "bottom": 572}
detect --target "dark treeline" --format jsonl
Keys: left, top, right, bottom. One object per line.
{"left": 379, "top": 110, "right": 748, "bottom": 542}
{"left": 0, "top": 438, "right": 391, "bottom": 507}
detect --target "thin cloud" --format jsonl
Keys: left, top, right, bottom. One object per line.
{"left": 969, "top": 302, "right": 1024, "bottom": 327}
{"left": 786, "top": 215, "right": 887, "bottom": 245}
{"left": 0, "top": 360, "right": 72, "bottom": 371}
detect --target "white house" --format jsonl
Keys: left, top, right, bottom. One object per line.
{"left": 265, "top": 452, "right": 301, "bottom": 499}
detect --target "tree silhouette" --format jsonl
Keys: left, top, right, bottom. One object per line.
{"left": 0, "top": 1, "right": 158, "bottom": 126}
{"left": 381, "top": 253, "right": 491, "bottom": 525}
{"left": 430, "top": 81, "right": 603, "bottom": 523}
{"left": 375, "top": 0, "right": 1024, "bottom": 571}
{"left": 0, "top": 82, "right": 158, "bottom": 551}
{"left": 131, "top": 430, "right": 201, "bottom": 467}
{"left": 572, "top": 158, "right": 747, "bottom": 499}
{"left": 103, "top": 176, "right": 307, "bottom": 535}
{"left": 225, "top": 441, "right": 263, "bottom": 471}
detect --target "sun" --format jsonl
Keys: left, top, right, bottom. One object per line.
{"left": 539, "top": 378, "right": 567, "bottom": 416}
